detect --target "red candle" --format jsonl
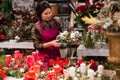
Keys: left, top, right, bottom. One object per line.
{"left": 25, "top": 55, "right": 35, "bottom": 68}
{"left": 54, "top": 65, "right": 61, "bottom": 74}
{"left": 48, "top": 70, "right": 57, "bottom": 80}
{"left": 14, "top": 50, "right": 20, "bottom": 59}
{"left": 6, "top": 55, "right": 12, "bottom": 65}
{"left": 27, "top": 70, "right": 36, "bottom": 79}
{"left": 32, "top": 52, "right": 39, "bottom": 61}
{"left": 30, "top": 65, "right": 40, "bottom": 74}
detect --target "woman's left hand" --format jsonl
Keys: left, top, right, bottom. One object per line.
{"left": 50, "top": 40, "right": 62, "bottom": 47}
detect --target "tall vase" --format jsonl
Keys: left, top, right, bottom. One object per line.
{"left": 105, "top": 32, "right": 120, "bottom": 79}
{"left": 106, "top": 32, "right": 120, "bottom": 63}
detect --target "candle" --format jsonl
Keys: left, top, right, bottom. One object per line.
{"left": 80, "top": 63, "right": 86, "bottom": 74}
{"left": 6, "top": 55, "right": 12, "bottom": 65}
{"left": 97, "top": 65, "right": 104, "bottom": 75}
{"left": 54, "top": 65, "right": 61, "bottom": 74}
{"left": 73, "top": 77, "right": 78, "bottom": 80}
{"left": 69, "top": 66, "right": 75, "bottom": 77}
{"left": 48, "top": 70, "right": 57, "bottom": 80}
{"left": 32, "top": 51, "right": 39, "bottom": 61}
{"left": 63, "top": 69, "right": 69, "bottom": 79}
{"left": 30, "top": 65, "right": 40, "bottom": 74}
{"left": 14, "top": 50, "right": 20, "bottom": 59}
{"left": 25, "top": 55, "right": 35, "bottom": 68}
{"left": 87, "top": 69, "right": 95, "bottom": 80}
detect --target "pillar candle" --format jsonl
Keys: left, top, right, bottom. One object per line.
{"left": 6, "top": 55, "right": 12, "bottom": 65}
{"left": 97, "top": 65, "right": 104, "bottom": 75}
{"left": 54, "top": 65, "right": 61, "bottom": 74}
{"left": 69, "top": 66, "right": 75, "bottom": 77}
{"left": 32, "top": 51, "right": 39, "bottom": 61}
{"left": 80, "top": 63, "right": 86, "bottom": 74}
{"left": 14, "top": 50, "right": 20, "bottom": 59}
{"left": 87, "top": 69, "right": 95, "bottom": 80}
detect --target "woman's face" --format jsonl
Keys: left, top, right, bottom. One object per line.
{"left": 41, "top": 8, "right": 52, "bottom": 21}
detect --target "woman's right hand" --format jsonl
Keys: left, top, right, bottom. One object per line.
{"left": 50, "top": 40, "right": 61, "bottom": 47}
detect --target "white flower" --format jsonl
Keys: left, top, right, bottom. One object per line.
{"left": 70, "top": 31, "right": 76, "bottom": 39}
{"left": 20, "top": 68, "right": 25, "bottom": 73}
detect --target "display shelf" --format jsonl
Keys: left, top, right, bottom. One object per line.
{"left": 35, "top": 0, "right": 70, "bottom": 3}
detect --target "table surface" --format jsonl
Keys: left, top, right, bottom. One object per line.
{"left": 77, "top": 44, "right": 109, "bottom": 58}
{"left": 0, "top": 41, "right": 34, "bottom": 49}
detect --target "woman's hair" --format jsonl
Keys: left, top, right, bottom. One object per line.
{"left": 35, "top": 1, "right": 51, "bottom": 20}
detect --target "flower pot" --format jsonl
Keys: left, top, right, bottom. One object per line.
{"left": 105, "top": 32, "right": 120, "bottom": 64}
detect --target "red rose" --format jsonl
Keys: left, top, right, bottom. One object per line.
{"left": 75, "top": 5, "right": 88, "bottom": 13}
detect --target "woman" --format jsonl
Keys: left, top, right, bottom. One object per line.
{"left": 31, "top": 1, "right": 62, "bottom": 60}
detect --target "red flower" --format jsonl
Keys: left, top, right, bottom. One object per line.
{"left": 0, "top": 69, "right": 6, "bottom": 79}
{"left": 0, "top": 34, "right": 5, "bottom": 40}
{"left": 58, "top": 60, "right": 64, "bottom": 67}
{"left": 90, "top": 59, "right": 97, "bottom": 71}
{"left": 40, "top": 57, "right": 44, "bottom": 62}
{"left": 85, "top": 0, "right": 91, "bottom": 5}
{"left": 75, "top": 5, "right": 88, "bottom": 13}
{"left": 64, "top": 58, "right": 69, "bottom": 65}
{"left": 78, "top": 58, "right": 83, "bottom": 64}
{"left": 49, "top": 59, "right": 54, "bottom": 66}
{"left": 92, "top": 2, "right": 104, "bottom": 11}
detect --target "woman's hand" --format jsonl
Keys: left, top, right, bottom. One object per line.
{"left": 50, "top": 40, "right": 62, "bottom": 47}
{"left": 43, "top": 40, "right": 61, "bottom": 48}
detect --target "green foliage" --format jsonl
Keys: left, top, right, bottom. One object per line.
{"left": 6, "top": 69, "right": 24, "bottom": 78}
{"left": 0, "top": 0, "right": 12, "bottom": 13}
{"left": 0, "top": 54, "right": 5, "bottom": 66}
{"left": 84, "top": 32, "right": 94, "bottom": 48}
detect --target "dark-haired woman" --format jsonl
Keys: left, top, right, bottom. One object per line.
{"left": 31, "top": 1, "right": 62, "bottom": 61}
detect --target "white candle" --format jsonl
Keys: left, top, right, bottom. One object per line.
{"left": 73, "top": 77, "right": 78, "bottom": 80}
{"left": 80, "top": 63, "right": 86, "bottom": 74}
{"left": 69, "top": 66, "right": 75, "bottom": 77}
{"left": 63, "top": 69, "right": 69, "bottom": 79}
{"left": 87, "top": 69, "right": 95, "bottom": 80}
{"left": 97, "top": 65, "right": 104, "bottom": 75}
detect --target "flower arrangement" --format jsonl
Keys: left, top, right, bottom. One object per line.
{"left": 75, "top": 0, "right": 104, "bottom": 31}
{"left": 56, "top": 30, "right": 82, "bottom": 48}
{"left": 96, "top": 1, "right": 120, "bottom": 33}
